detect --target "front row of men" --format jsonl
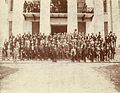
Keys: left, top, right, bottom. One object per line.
{"left": 2, "top": 31, "right": 117, "bottom": 62}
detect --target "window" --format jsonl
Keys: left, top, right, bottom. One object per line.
{"left": 23, "top": 1, "right": 40, "bottom": 13}
{"left": 118, "top": 0, "right": 120, "bottom": 19}
{"left": 118, "top": 0, "right": 120, "bottom": 9}
{"left": 103, "top": 0, "right": 107, "bottom": 13}
{"left": 9, "top": 21, "right": 12, "bottom": 37}
{"left": 77, "top": 0, "right": 86, "bottom": 13}
{"left": 50, "top": 0, "right": 67, "bottom": 13}
{"left": 104, "top": 22, "right": 108, "bottom": 36}
{"left": 10, "top": 0, "right": 13, "bottom": 11}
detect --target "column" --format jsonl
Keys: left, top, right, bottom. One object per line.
{"left": 0, "top": 0, "right": 9, "bottom": 47}
{"left": 107, "top": 0, "right": 112, "bottom": 33}
{"left": 94, "top": 0, "right": 104, "bottom": 37}
{"left": 86, "top": 0, "right": 94, "bottom": 7}
{"left": 40, "top": 0, "right": 51, "bottom": 35}
{"left": 23, "top": 21, "right": 32, "bottom": 34}
{"left": 112, "top": 0, "right": 120, "bottom": 47}
{"left": 86, "top": 0, "right": 95, "bottom": 34}
{"left": 67, "top": 0, "right": 78, "bottom": 34}
{"left": 86, "top": 21, "right": 95, "bottom": 35}
{"left": 12, "top": 0, "right": 24, "bottom": 36}
{"left": 119, "top": 0, "right": 120, "bottom": 19}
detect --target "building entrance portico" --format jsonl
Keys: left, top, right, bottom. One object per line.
{"left": 22, "top": 0, "right": 94, "bottom": 36}
{"left": 2, "top": 0, "right": 120, "bottom": 47}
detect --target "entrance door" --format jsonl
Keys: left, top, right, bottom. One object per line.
{"left": 51, "top": 25, "right": 67, "bottom": 35}
{"left": 32, "top": 22, "right": 39, "bottom": 35}
{"left": 78, "top": 22, "right": 86, "bottom": 35}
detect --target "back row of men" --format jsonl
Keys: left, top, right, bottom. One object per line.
{"left": 2, "top": 31, "right": 117, "bottom": 62}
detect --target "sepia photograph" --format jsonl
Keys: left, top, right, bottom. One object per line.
{"left": 0, "top": 0, "right": 120, "bottom": 93}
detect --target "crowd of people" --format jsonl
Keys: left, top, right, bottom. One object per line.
{"left": 50, "top": 0, "right": 67, "bottom": 13}
{"left": 2, "top": 31, "right": 117, "bottom": 62}
{"left": 23, "top": 1, "right": 40, "bottom": 13}
{"left": 23, "top": 0, "right": 67, "bottom": 13}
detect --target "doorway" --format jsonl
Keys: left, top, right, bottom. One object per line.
{"left": 51, "top": 25, "right": 67, "bottom": 35}
{"left": 78, "top": 22, "right": 86, "bottom": 35}
{"left": 32, "top": 22, "right": 39, "bottom": 35}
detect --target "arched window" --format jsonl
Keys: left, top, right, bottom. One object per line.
{"left": 103, "top": 0, "right": 107, "bottom": 13}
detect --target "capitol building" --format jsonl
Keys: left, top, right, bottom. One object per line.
{"left": 0, "top": 0, "right": 120, "bottom": 47}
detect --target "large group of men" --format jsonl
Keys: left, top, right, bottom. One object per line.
{"left": 2, "top": 31, "right": 117, "bottom": 62}
{"left": 23, "top": 0, "right": 40, "bottom": 13}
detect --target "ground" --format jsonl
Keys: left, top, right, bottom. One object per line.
{"left": 0, "top": 61, "right": 120, "bottom": 93}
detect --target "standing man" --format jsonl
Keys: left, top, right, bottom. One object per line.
{"left": 71, "top": 46, "right": 76, "bottom": 62}
{"left": 113, "top": 33, "right": 117, "bottom": 47}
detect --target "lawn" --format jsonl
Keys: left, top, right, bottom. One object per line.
{"left": 0, "top": 66, "right": 18, "bottom": 79}
{"left": 94, "top": 64, "right": 120, "bottom": 92}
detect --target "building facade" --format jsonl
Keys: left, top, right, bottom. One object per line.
{"left": 0, "top": 0, "right": 120, "bottom": 47}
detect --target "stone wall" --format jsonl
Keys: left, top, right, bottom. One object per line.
{"left": 0, "top": 0, "right": 9, "bottom": 47}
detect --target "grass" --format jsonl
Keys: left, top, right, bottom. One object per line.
{"left": 94, "top": 64, "right": 120, "bottom": 92}
{"left": 0, "top": 66, "right": 18, "bottom": 80}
